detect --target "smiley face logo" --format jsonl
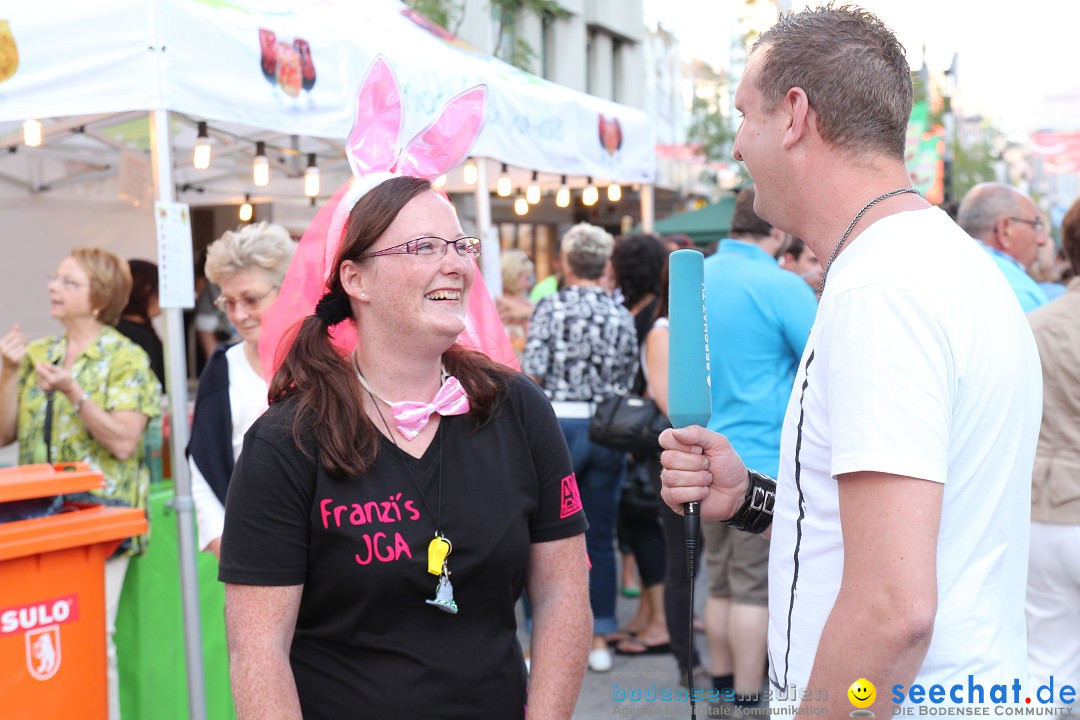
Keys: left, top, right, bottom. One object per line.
{"left": 848, "top": 678, "right": 876, "bottom": 709}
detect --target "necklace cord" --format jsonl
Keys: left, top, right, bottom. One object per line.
{"left": 368, "top": 389, "right": 444, "bottom": 534}
{"left": 819, "top": 188, "right": 920, "bottom": 294}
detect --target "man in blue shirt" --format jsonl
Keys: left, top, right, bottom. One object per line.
{"left": 958, "top": 182, "right": 1050, "bottom": 312}
{"left": 700, "top": 186, "right": 818, "bottom": 710}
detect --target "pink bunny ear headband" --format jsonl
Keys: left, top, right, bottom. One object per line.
{"left": 259, "top": 55, "right": 518, "bottom": 379}
{"left": 324, "top": 56, "right": 488, "bottom": 272}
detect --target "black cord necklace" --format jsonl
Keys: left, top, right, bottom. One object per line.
{"left": 367, "top": 386, "right": 459, "bottom": 615}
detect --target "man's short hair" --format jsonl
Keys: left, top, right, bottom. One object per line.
{"left": 752, "top": 4, "right": 912, "bottom": 159}
{"left": 784, "top": 236, "right": 808, "bottom": 261}
{"left": 729, "top": 186, "right": 773, "bottom": 238}
{"left": 956, "top": 183, "right": 1025, "bottom": 239}
{"left": 561, "top": 223, "right": 614, "bottom": 280}
{"left": 1062, "top": 196, "right": 1080, "bottom": 276}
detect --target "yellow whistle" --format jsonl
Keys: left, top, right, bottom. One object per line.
{"left": 427, "top": 536, "right": 452, "bottom": 575}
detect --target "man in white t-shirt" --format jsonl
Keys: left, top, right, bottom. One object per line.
{"left": 659, "top": 6, "right": 1042, "bottom": 716}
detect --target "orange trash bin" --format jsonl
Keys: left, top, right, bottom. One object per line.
{"left": 0, "top": 463, "right": 147, "bottom": 720}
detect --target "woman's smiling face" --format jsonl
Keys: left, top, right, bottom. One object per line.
{"left": 351, "top": 191, "right": 475, "bottom": 345}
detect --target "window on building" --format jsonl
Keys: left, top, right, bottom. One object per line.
{"left": 491, "top": 5, "right": 516, "bottom": 65}
{"left": 612, "top": 38, "right": 623, "bottom": 104}
{"left": 585, "top": 30, "right": 595, "bottom": 95}
{"left": 541, "top": 14, "right": 553, "bottom": 80}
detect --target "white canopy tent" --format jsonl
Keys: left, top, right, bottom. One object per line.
{"left": 0, "top": 1, "right": 655, "bottom": 715}
{"left": 1, "top": 0, "right": 657, "bottom": 317}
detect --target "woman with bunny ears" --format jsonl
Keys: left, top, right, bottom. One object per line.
{"left": 218, "top": 58, "right": 591, "bottom": 719}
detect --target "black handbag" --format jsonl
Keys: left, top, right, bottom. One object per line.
{"left": 588, "top": 393, "right": 671, "bottom": 455}
{"left": 619, "top": 457, "right": 661, "bottom": 518}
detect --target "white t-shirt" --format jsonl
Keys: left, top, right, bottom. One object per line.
{"left": 768, "top": 207, "right": 1042, "bottom": 704}
{"left": 190, "top": 342, "right": 268, "bottom": 550}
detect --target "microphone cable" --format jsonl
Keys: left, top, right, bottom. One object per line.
{"left": 686, "top": 500, "right": 700, "bottom": 718}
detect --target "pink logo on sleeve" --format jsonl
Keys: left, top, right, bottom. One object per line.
{"left": 559, "top": 474, "right": 583, "bottom": 518}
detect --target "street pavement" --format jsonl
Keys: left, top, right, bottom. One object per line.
{"left": 519, "top": 567, "right": 714, "bottom": 719}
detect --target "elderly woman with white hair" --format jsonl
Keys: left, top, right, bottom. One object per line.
{"left": 188, "top": 221, "right": 295, "bottom": 558}
{"left": 522, "top": 222, "right": 639, "bottom": 672}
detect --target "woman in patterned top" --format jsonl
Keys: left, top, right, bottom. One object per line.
{"left": 522, "top": 222, "right": 639, "bottom": 672}
{"left": 0, "top": 247, "right": 162, "bottom": 719}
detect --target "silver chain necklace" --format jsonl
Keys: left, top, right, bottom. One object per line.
{"left": 819, "top": 187, "right": 920, "bottom": 294}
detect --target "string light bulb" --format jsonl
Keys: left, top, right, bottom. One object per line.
{"left": 193, "top": 121, "right": 212, "bottom": 170}
{"left": 239, "top": 194, "right": 253, "bottom": 222}
{"left": 497, "top": 163, "right": 512, "bottom": 198}
{"left": 514, "top": 192, "right": 529, "bottom": 216}
{"left": 555, "top": 175, "right": 570, "bottom": 208}
{"left": 582, "top": 177, "right": 599, "bottom": 206}
{"left": 462, "top": 158, "right": 478, "bottom": 185}
{"left": 607, "top": 183, "right": 622, "bottom": 202}
{"left": 253, "top": 141, "right": 269, "bottom": 186}
{"left": 23, "top": 119, "right": 42, "bottom": 147}
{"left": 303, "top": 153, "right": 320, "bottom": 198}
{"left": 526, "top": 171, "right": 541, "bottom": 204}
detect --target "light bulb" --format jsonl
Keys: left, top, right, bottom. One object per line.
{"left": 303, "top": 154, "right": 319, "bottom": 198}
{"left": 556, "top": 175, "right": 570, "bottom": 208}
{"left": 526, "top": 171, "right": 541, "bottom": 204}
{"left": 582, "top": 178, "right": 598, "bottom": 207}
{"left": 497, "top": 163, "right": 512, "bottom": 197}
{"left": 514, "top": 195, "right": 529, "bottom": 216}
{"left": 253, "top": 141, "right": 269, "bottom": 187}
{"left": 462, "top": 160, "right": 478, "bottom": 185}
{"left": 239, "top": 195, "right": 253, "bottom": 222}
{"left": 193, "top": 121, "right": 211, "bottom": 170}
{"left": 23, "top": 119, "right": 42, "bottom": 147}
{"left": 607, "top": 183, "right": 622, "bottom": 202}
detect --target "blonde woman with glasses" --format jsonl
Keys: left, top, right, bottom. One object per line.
{"left": 187, "top": 221, "right": 295, "bottom": 559}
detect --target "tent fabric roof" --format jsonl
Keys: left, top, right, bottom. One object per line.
{"left": 652, "top": 195, "right": 736, "bottom": 245}
{"left": 0, "top": 0, "right": 655, "bottom": 206}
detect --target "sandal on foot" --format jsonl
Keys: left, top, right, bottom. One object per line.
{"left": 605, "top": 629, "right": 638, "bottom": 645}
{"left": 614, "top": 639, "right": 672, "bottom": 656}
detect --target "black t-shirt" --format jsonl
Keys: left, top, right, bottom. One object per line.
{"left": 115, "top": 319, "right": 165, "bottom": 392}
{"left": 631, "top": 296, "right": 658, "bottom": 395}
{"left": 219, "top": 373, "right": 586, "bottom": 719}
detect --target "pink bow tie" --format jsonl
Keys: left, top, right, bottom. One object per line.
{"left": 390, "top": 376, "right": 470, "bottom": 440}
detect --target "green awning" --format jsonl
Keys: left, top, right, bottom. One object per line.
{"left": 648, "top": 195, "right": 736, "bottom": 246}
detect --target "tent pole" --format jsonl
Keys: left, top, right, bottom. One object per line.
{"left": 640, "top": 183, "right": 655, "bottom": 233}
{"left": 474, "top": 159, "right": 501, "bottom": 295}
{"left": 149, "top": 109, "right": 209, "bottom": 720}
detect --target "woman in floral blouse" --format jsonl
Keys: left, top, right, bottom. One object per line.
{"left": 0, "top": 247, "right": 161, "bottom": 720}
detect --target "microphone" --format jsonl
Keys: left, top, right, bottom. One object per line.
{"left": 667, "top": 246, "right": 711, "bottom": 574}
{"left": 667, "top": 249, "right": 712, "bottom": 431}
{"left": 667, "top": 248, "right": 711, "bottom": 710}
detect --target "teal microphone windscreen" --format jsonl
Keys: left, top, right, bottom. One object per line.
{"left": 667, "top": 248, "right": 711, "bottom": 429}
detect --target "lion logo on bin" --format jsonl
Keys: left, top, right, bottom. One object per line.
{"left": 26, "top": 625, "right": 61, "bottom": 680}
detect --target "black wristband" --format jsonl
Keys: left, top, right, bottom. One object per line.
{"left": 720, "top": 469, "right": 775, "bottom": 534}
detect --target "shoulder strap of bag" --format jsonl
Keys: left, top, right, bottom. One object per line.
{"left": 43, "top": 392, "right": 54, "bottom": 465}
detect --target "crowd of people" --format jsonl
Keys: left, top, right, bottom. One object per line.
{"left": 1, "top": 5, "right": 1077, "bottom": 720}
